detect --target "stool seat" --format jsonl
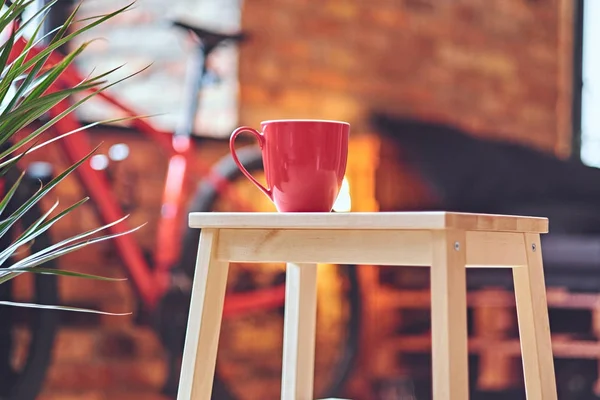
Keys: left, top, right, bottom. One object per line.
{"left": 177, "top": 212, "right": 557, "bottom": 400}
{"left": 188, "top": 211, "right": 548, "bottom": 232}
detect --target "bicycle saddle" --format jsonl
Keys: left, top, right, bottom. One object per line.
{"left": 172, "top": 19, "right": 247, "bottom": 50}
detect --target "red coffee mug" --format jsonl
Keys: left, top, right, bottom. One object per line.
{"left": 230, "top": 119, "right": 350, "bottom": 212}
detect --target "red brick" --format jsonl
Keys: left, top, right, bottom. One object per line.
{"left": 95, "top": 327, "right": 164, "bottom": 359}
{"left": 301, "top": 69, "right": 350, "bottom": 91}
{"left": 239, "top": 0, "right": 567, "bottom": 155}
{"left": 45, "top": 356, "right": 166, "bottom": 391}
{"left": 44, "top": 363, "right": 113, "bottom": 391}
{"left": 435, "top": 43, "right": 517, "bottom": 77}
{"left": 240, "top": 84, "right": 275, "bottom": 104}
{"left": 10, "top": 273, "right": 34, "bottom": 301}
{"left": 323, "top": 0, "right": 360, "bottom": 20}
{"left": 59, "top": 274, "right": 129, "bottom": 304}
{"left": 52, "top": 329, "right": 97, "bottom": 363}
{"left": 130, "top": 328, "right": 165, "bottom": 357}
{"left": 366, "top": 6, "right": 408, "bottom": 28}
{"left": 108, "top": 358, "right": 168, "bottom": 389}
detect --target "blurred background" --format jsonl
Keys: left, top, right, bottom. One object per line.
{"left": 6, "top": 0, "right": 600, "bottom": 399}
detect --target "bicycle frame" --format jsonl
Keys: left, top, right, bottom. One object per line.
{"left": 7, "top": 27, "right": 288, "bottom": 317}
{"left": 8, "top": 35, "right": 193, "bottom": 309}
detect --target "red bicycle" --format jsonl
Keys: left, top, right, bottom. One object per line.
{"left": 0, "top": 2, "right": 363, "bottom": 400}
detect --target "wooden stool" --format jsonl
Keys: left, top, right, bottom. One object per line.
{"left": 177, "top": 212, "right": 557, "bottom": 400}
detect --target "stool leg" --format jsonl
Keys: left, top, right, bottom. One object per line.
{"left": 177, "top": 229, "right": 230, "bottom": 400}
{"left": 513, "top": 233, "right": 557, "bottom": 399}
{"left": 430, "top": 230, "right": 469, "bottom": 399}
{"left": 281, "top": 263, "right": 318, "bottom": 400}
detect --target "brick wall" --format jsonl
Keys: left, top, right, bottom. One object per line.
{"left": 238, "top": 0, "right": 575, "bottom": 156}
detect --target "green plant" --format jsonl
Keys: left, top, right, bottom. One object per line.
{"left": 0, "top": 0, "right": 144, "bottom": 314}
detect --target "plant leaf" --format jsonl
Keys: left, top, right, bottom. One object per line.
{"left": 0, "top": 114, "right": 143, "bottom": 165}
{"left": 18, "top": 41, "right": 90, "bottom": 108}
{"left": 8, "top": 222, "right": 146, "bottom": 275}
{"left": 0, "top": 169, "right": 25, "bottom": 217}
{"left": 12, "top": 2, "right": 135, "bottom": 79}
{"left": 0, "top": 197, "right": 88, "bottom": 265}
{"left": 0, "top": 33, "right": 16, "bottom": 89}
{"left": 0, "top": 0, "right": 142, "bottom": 317}
{"left": 49, "top": 0, "right": 80, "bottom": 43}
{"left": 0, "top": 63, "right": 149, "bottom": 157}
{"left": 0, "top": 137, "right": 41, "bottom": 183}
{"left": 0, "top": 1, "right": 35, "bottom": 42}
{"left": 0, "top": 199, "right": 58, "bottom": 267}
{"left": 0, "top": 301, "right": 131, "bottom": 315}
{"left": 0, "top": 3, "right": 136, "bottom": 135}
{"left": 0, "top": 0, "right": 58, "bottom": 50}
{"left": 0, "top": 19, "right": 53, "bottom": 116}
{"left": 0, "top": 145, "right": 99, "bottom": 240}
{"left": 11, "top": 213, "right": 131, "bottom": 269}
{"left": 0, "top": 266, "right": 126, "bottom": 281}
{"left": 0, "top": 197, "right": 84, "bottom": 267}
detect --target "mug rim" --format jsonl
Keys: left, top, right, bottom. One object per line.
{"left": 260, "top": 119, "right": 350, "bottom": 126}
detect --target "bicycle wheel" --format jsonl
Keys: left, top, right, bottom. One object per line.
{"left": 0, "top": 164, "right": 59, "bottom": 400}
{"left": 172, "top": 146, "right": 362, "bottom": 399}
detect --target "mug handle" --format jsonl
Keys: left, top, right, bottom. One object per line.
{"left": 229, "top": 127, "right": 272, "bottom": 199}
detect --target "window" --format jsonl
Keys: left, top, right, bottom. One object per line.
{"left": 576, "top": 0, "right": 600, "bottom": 166}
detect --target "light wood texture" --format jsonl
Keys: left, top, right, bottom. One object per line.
{"left": 513, "top": 233, "right": 558, "bottom": 400}
{"left": 189, "top": 212, "right": 548, "bottom": 233}
{"left": 217, "top": 229, "right": 528, "bottom": 268}
{"left": 430, "top": 230, "right": 469, "bottom": 399}
{"left": 281, "top": 263, "right": 318, "bottom": 400}
{"left": 179, "top": 212, "right": 557, "bottom": 400}
{"left": 217, "top": 229, "right": 432, "bottom": 266}
{"left": 177, "top": 229, "right": 230, "bottom": 400}
{"left": 465, "top": 231, "right": 527, "bottom": 267}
